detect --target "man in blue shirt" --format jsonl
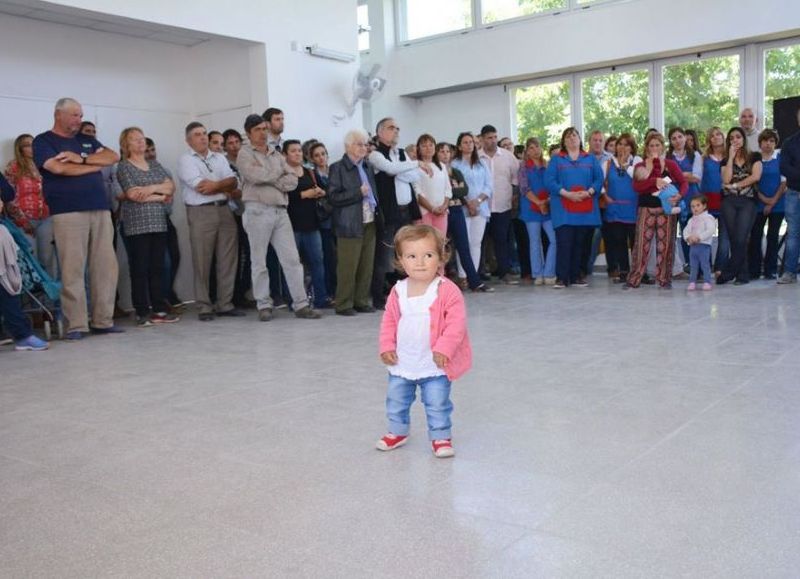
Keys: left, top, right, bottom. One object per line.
{"left": 779, "top": 106, "right": 800, "bottom": 284}
{"left": 33, "top": 97, "right": 121, "bottom": 339}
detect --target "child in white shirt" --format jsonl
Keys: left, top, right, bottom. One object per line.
{"left": 682, "top": 195, "right": 716, "bottom": 290}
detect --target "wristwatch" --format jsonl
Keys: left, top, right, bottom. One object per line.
{"left": 80, "top": 152, "right": 89, "bottom": 164}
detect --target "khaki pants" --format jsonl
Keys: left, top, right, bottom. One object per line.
{"left": 186, "top": 204, "right": 238, "bottom": 314}
{"left": 52, "top": 210, "right": 119, "bottom": 332}
{"left": 336, "top": 222, "right": 375, "bottom": 312}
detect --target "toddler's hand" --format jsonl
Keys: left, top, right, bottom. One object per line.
{"left": 433, "top": 352, "right": 449, "bottom": 369}
{"left": 380, "top": 351, "right": 398, "bottom": 365}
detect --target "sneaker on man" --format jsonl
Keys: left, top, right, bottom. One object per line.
{"left": 376, "top": 433, "right": 408, "bottom": 451}
{"left": 136, "top": 316, "right": 154, "bottom": 328}
{"left": 14, "top": 335, "right": 49, "bottom": 351}
{"left": 258, "top": 308, "right": 273, "bottom": 322}
{"left": 777, "top": 273, "right": 797, "bottom": 284}
{"left": 151, "top": 312, "right": 180, "bottom": 324}
{"left": 553, "top": 279, "right": 566, "bottom": 289}
{"left": 295, "top": 306, "right": 321, "bottom": 319}
{"left": 432, "top": 439, "right": 455, "bottom": 458}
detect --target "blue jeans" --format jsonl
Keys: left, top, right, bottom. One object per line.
{"left": 784, "top": 189, "right": 800, "bottom": 275}
{"left": 720, "top": 195, "right": 757, "bottom": 282}
{"left": 713, "top": 214, "right": 729, "bottom": 273}
{"left": 0, "top": 284, "right": 32, "bottom": 341}
{"left": 294, "top": 230, "right": 329, "bottom": 308}
{"left": 319, "top": 226, "right": 337, "bottom": 297}
{"left": 448, "top": 206, "right": 481, "bottom": 289}
{"left": 525, "top": 220, "right": 556, "bottom": 278}
{"left": 386, "top": 374, "right": 453, "bottom": 440}
{"left": 689, "top": 243, "right": 712, "bottom": 283}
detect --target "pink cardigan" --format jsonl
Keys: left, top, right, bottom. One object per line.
{"left": 379, "top": 277, "right": 473, "bottom": 381}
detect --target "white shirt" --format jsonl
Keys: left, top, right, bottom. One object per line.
{"left": 479, "top": 147, "right": 518, "bottom": 213}
{"left": 390, "top": 278, "right": 445, "bottom": 380}
{"left": 177, "top": 149, "right": 236, "bottom": 206}
{"left": 412, "top": 163, "right": 452, "bottom": 213}
{"left": 368, "top": 148, "right": 422, "bottom": 206}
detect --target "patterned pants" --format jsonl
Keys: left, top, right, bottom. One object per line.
{"left": 627, "top": 207, "right": 677, "bottom": 287}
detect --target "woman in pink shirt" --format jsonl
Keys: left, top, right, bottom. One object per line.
{"left": 377, "top": 224, "right": 472, "bottom": 458}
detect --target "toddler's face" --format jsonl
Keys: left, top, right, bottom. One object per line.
{"left": 690, "top": 200, "right": 705, "bottom": 216}
{"left": 398, "top": 237, "right": 441, "bottom": 283}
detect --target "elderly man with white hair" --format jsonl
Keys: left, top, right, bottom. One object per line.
{"left": 327, "top": 129, "right": 381, "bottom": 316}
{"left": 740, "top": 107, "right": 760, "bottom": 152}
{"left": 32, "top": 97, "right": 121, "bottom": 340}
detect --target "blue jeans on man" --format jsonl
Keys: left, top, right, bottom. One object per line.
{"left": 386, "top": 374, "right": 453, "bottom": 440}
{"left": 783, "top": 189, "right": 800, "bottom": 276}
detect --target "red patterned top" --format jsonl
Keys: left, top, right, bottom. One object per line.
{"left": 4, "top": 160, "right": 48, "bottom": 227}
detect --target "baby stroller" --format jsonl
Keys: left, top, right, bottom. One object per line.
{"left": 1, "top": 218, "right": 64, "bottom": 340}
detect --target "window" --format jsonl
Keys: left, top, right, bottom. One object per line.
{"left": 515, "top": 80, "right": 571, "bottom": 147}
{"left": 357, "top": 4, "right": 370, "bottom": 51}
{"left": 399, "top": 0, "right": 472, "bottom": 41}
{"left": 663, "top": 55, "right": 740, "bottom": 135}
{"left": 482, "top": 0, "right": 565, "bottom": 24}
{"left": 764, "top": 43, "right": 800, "bottom": 128}
{"left": 581, "top": 69, "right": 649, "bottom": 143}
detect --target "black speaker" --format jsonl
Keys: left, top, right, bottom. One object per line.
{"left": 773, "top": 96, "right": 800, "bottom": 145}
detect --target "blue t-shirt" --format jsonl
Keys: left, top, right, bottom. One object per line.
{"left": 32, "top": 131, "right": 110, "bottom": 215}
{"left": 759, "top": 154, "right": 785, "bottom": 212}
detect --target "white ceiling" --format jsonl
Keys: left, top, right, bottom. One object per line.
{"left": 0, "top": 0, "right": 214, "bottom": 46}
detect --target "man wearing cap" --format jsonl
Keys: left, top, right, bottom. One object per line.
{"left": 236, "top": 114, "right": 320, "bottom": 321}
{"left": 178, "top": 121, "right": 241, "bottom": 321}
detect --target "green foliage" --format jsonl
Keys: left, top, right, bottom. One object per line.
{"left": 663, "top": 56, "right": 740, "bottom": 140}
{"left": 515, "top": 81, "right": 571, "bottom": 148}
{"left": 765, "top": 44, "right": 800, "bottom": 128}
{"left": 582, "top": 70, "right": 649, "bottom": 144}
{"left": 483, "top": 0, "right": 565, "bottom": 23}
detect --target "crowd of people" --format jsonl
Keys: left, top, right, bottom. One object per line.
{"left": 1, "top": 98, "right": 800, "bottom": 351}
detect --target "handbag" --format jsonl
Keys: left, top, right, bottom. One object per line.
{"left": 310, "top": 170, "right": 333, "bottom": 223}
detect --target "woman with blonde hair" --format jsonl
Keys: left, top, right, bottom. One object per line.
{"left": 4, "top": 134, "right": 56, "bottom": 278}
{"left": 115, "top": 127, "right": 178, "bottom": 326}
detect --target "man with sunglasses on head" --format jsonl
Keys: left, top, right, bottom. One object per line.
{"left": 177, "top": 121, "right": 241, "bottom": 321}
{"left": 367, "top": 117, "right": 431, "bottom": 309}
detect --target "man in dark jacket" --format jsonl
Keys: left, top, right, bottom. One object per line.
{"left": 367, "top": 117, "right": 430, "bottom": 309}
{"left": 328, "top": 129, "right": 381, "bottom": 316}
{"left": 779, "top": 106, "right": 800, "bottom": 284}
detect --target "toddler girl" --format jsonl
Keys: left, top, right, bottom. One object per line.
{"left": 682, "top": 195, "right": 716, "bottom": 290}
{"left": 377, "top": 224, "right": 472, "bottom": 458}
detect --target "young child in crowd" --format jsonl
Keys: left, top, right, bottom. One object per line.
{"left": 633, "top": 165, "right": 682, "bottom": 215}
{"left": 377, "top": 224, "right": 472, "bottom": 458}
{"left": 682, "top": 195, "right": 716, "bottom": 291}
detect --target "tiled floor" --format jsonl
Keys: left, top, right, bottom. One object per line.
{"left": 2, "top": 277, "right": 799, "bottom": 578}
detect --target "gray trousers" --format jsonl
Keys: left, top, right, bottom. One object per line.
{"left": 186, "top": 204, "right": 238, "bottom": 314}
{"left": 242, "top": 203, "right": 308, "bottom": 311}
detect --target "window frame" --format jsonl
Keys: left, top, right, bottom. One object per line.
{"left": 758, "top": 36, "right": 800, "bottom": 128}
{"left": 395, "top": 0, "right": 624, "bottom": 46}
{"left": 509, "top": 74, "right": 574, "bottom": 145}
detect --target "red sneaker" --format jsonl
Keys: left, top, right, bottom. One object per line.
{"left": 432, "top": 439, "right": 455, "bottom": 458}
{"left": 376, "top": 433, "right": 408, "bottom": 451}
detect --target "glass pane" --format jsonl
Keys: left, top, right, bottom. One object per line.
{"left": 764, "top": 44, "right": 800, "bottom": 128}
{"left": 515, "top": 80, "right": 571, "bottom": 150}
{"left": 582, "top": 69, "right": 649, "bottom": 144}
{"left": 402, "top": 0, "right": 472, "bottom": 41}
{"left": 663, "top": 55, "right": 740, "bottom": 136}
{"left": 482, "top": 0, "right": 566, "bottom": 24}
{"left": 357, "top": 4, "right": 370, "bottom": 51}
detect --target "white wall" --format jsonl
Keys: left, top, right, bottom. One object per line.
{"left": 368, "top": 0, "right": 800, "bottom": 139}
{"left": 0, "top": 0, "right": 362, "bottom": 306}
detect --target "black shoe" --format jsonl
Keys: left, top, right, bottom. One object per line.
{"left": 217, "top": 308, "right": 246, "bottom": 317}
{"left": 734, "top": 278, "right": 749, "bottom": 285}
{"left": 90, "top": 325, "right": 126, "bottom": 335}
{"left": 198, "top": 312, "right": 216, "bottom": 321}
{"left": 354, "top": 305, "right": 376, "bottom": 313}
{"left": 336, "top": 308, "right": 357, "bottom": 316}
{"left": 715, "top": 275, "right": 729, "bottom": 285}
